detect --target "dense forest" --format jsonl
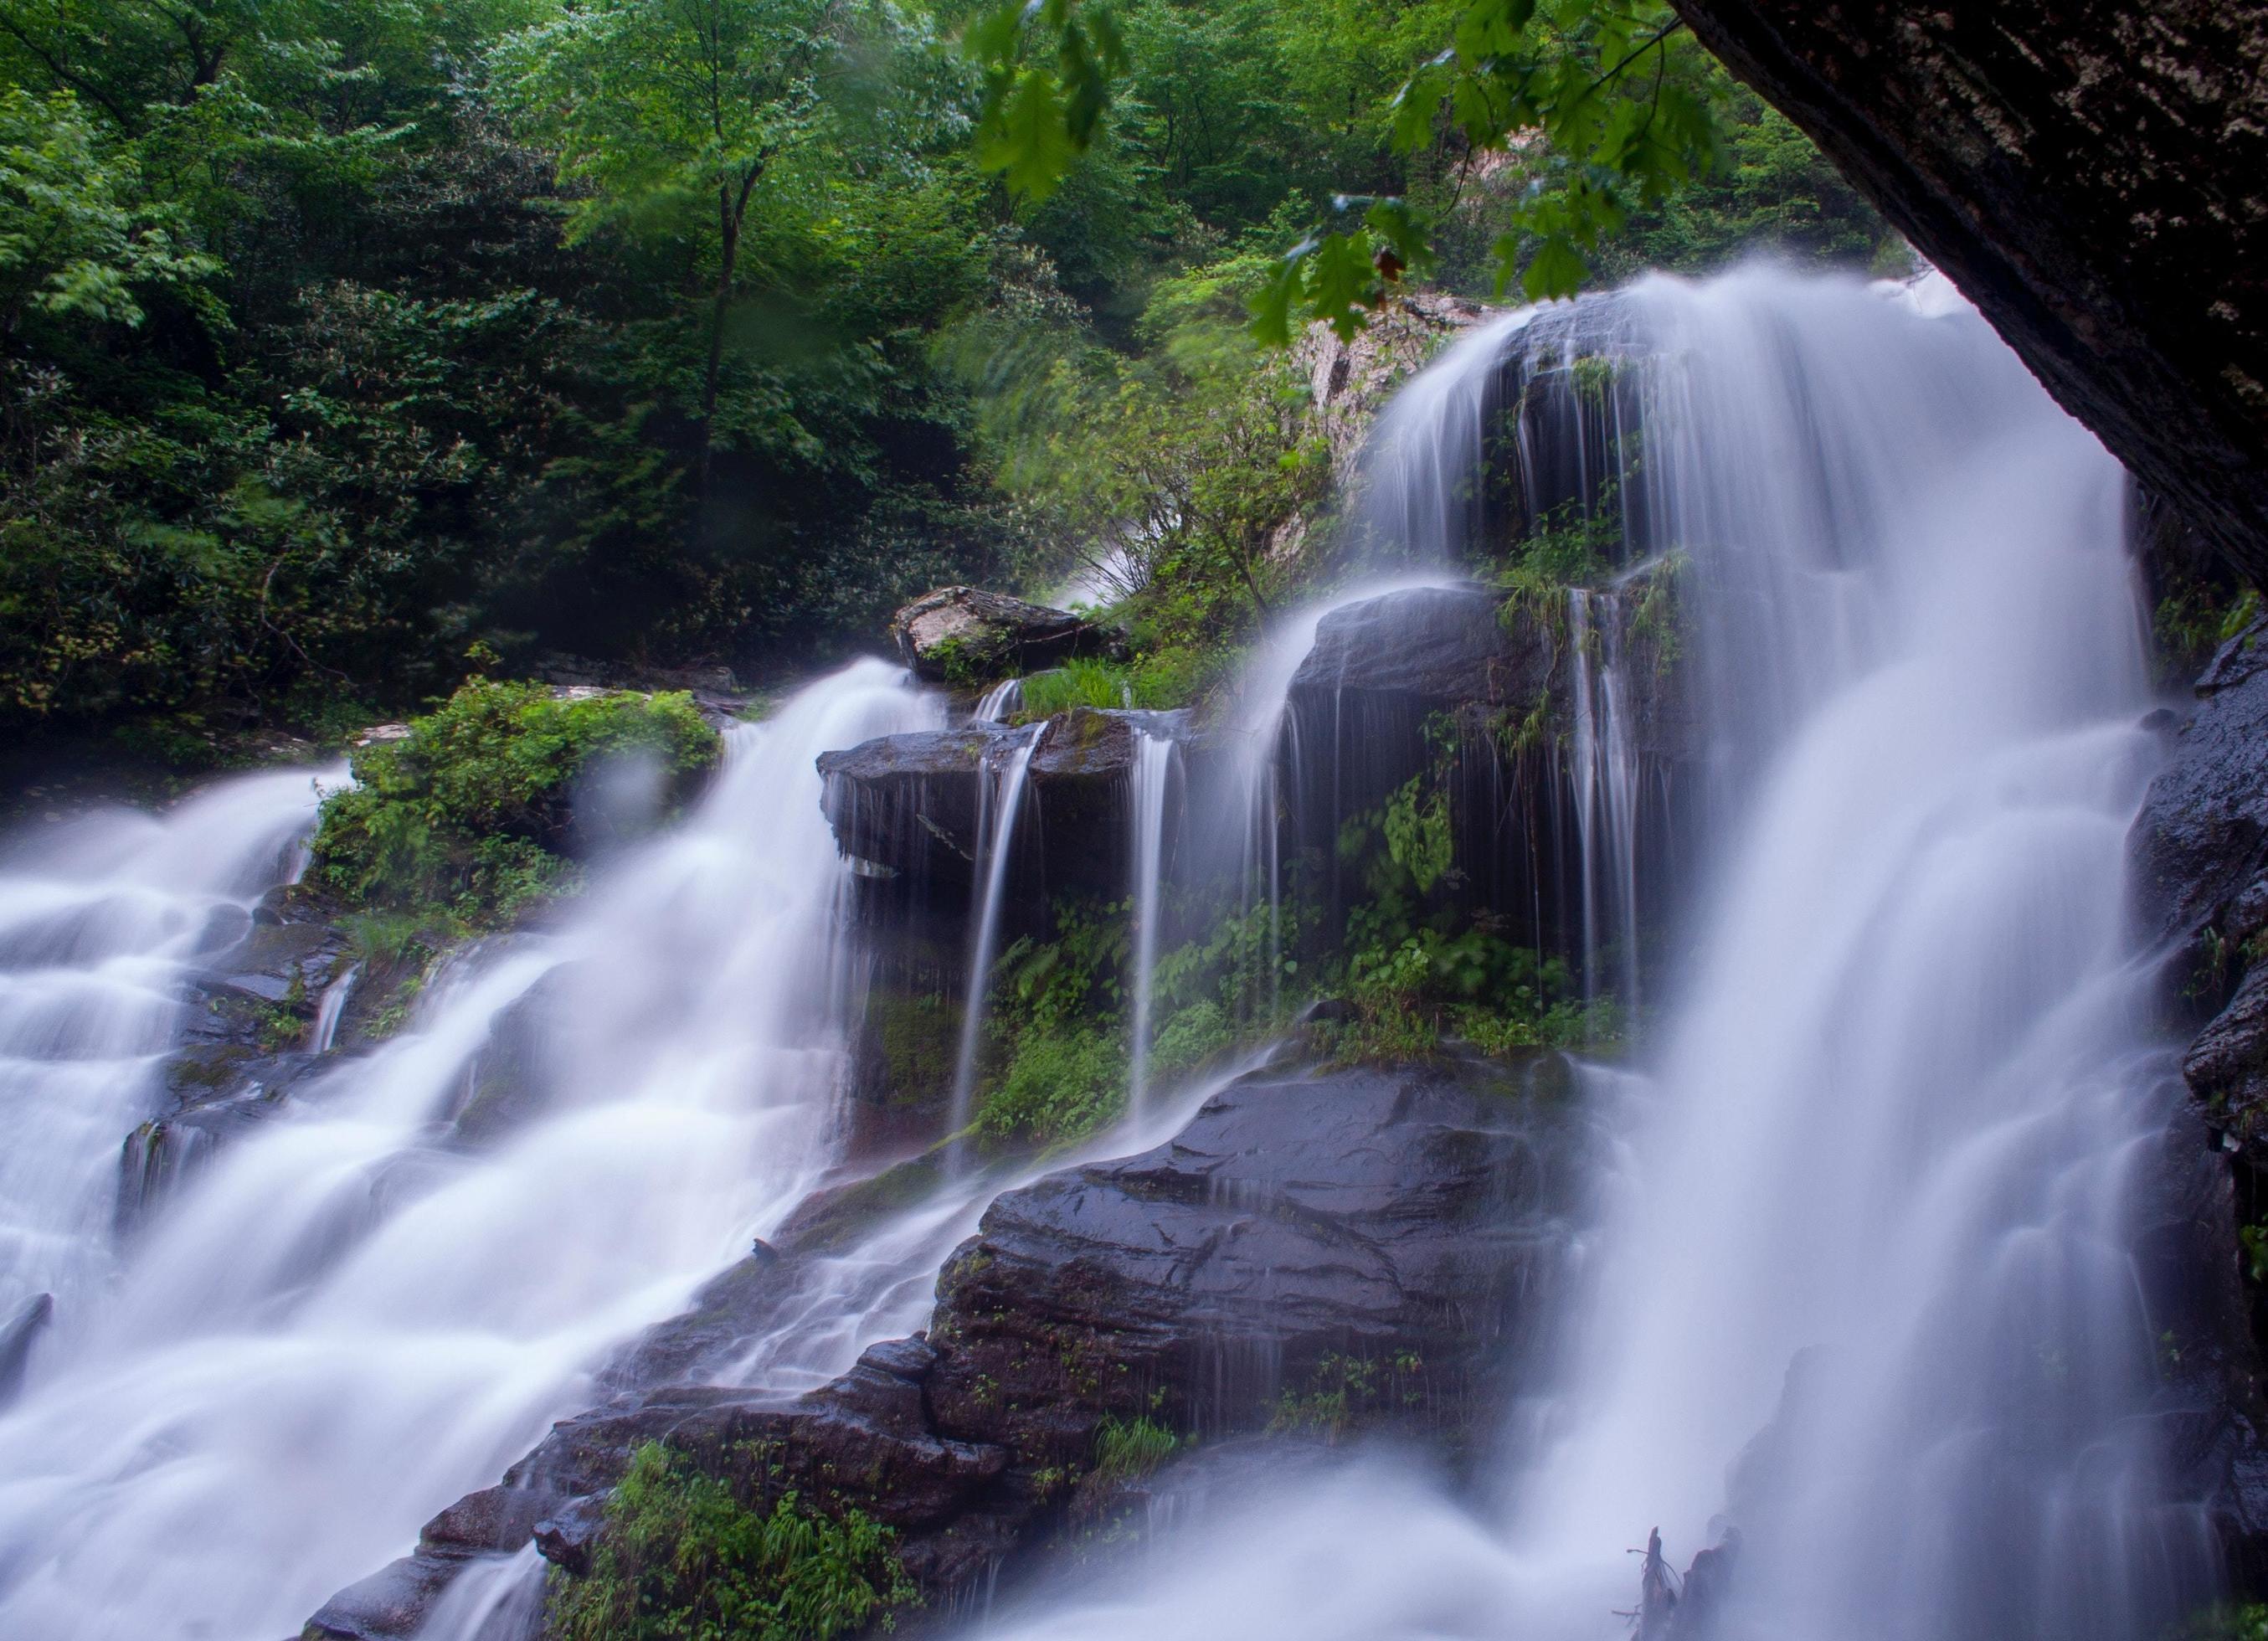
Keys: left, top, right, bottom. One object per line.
{"left": 0, "top": 0, "right": 1893, "bottom": 761}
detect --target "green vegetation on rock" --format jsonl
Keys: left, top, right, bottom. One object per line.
{"left": 309, "top": 680, "right": 718, "bottom": 929}
{"left": 548, "top": 1441, "right": 915, "bottom": 1641}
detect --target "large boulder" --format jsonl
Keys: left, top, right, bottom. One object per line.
{"left": 1668, "top": 0, "right": 2268, "bottom": 586}
{"left": 890, "top": 588, "right": 1119, "bottom": 684}
{"left": 305, "top": 1056, "right": 1586, "bottom": 1636}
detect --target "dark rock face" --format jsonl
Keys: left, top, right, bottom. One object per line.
{"left": 1285, "top": 579, "right": 1698, "bottom": 957}
{"left": 1668, "top": 0, "right": 2268, "bottom": 585}
{"left": 818, "top": 707, "right": 1201, "bottom": 904}
{"left": 116, "top": 887, "right": 359, "bottom": 1234}
{"left": 889, "top": 587, "right": 1118, "bottom": 684}
{"left": 927, "top": 1056, "right": 1582, "bottom": 1455}
{"left": 2127, "top": 626, "right": 2268, "bottom": 1587}
{"left": 1289, "top": 581, "right": 1695, "bottom": 764}
{"left": 304, "top": 1057, "right": 1584, "bottom": 1637}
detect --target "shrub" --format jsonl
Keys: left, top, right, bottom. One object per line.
{"left": 549, "top": 1443, "right": 915, "bottom": 1641}
{"left": 977, "top": 1019, "right": 1126, "bottom": 1145}
{"left": 309, "top": 680, "right": 718, "bottom": 927}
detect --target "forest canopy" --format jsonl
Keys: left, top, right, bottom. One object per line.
{"left": 0, "top": 0, "right": 1895, "bottom": 754}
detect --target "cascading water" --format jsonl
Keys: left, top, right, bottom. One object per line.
{"left": 1124, "top": 727, "right": 1176, "bottom": 1117}
{"left": 0, "top": 660, "right": 935, "bottom": 1640}
{"left": 946, "top": 728, "right": 1041, "bottom": 1163}
{"left": 0, "top": 769, "right": 332, "bottom": 1336}
{"left": 977, "top": 265, "right": 2214, "bottom": 1638}
{"left": 1566, "top": 585, "right": 1642, "bottom": 1016}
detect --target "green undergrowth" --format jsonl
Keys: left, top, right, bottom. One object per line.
{"left": 309, "top": 680, "right": 719, "bottom": 935}
{"left": 1088, "top": 1412, "right": 1179, "bottom": 1488}
{"left": 1321, "top": 763, "right": 1623, "bottom": 1062}
{"left": 973, "top": 894, "right": 1297, "bottom": 1149}
{"left": 1268, "top": 1352, "right": 1429, "bottom": 1440}
{"left": 1011, "top": 648, "right": 1220, "bottom": 719}
{"left": 548, "top": 1442, "right": 915, "bottom": 1641}
{"left": 2178, "top": 1606, "right": 2268, "bottom": 1641}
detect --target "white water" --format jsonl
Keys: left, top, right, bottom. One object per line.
{"left": 1567, "top": 585, "right": 1642, "bottom": 1017}
{"left": 0, "top": 660, "right": 935, "bottom": 1640}
{"left": 1124, "top": 728, "right": 1175, "bottom": 1117}
{"left": 0, "top": 769, "right": 332, "bottom": 1333}
{"left": 946, "top": 727, "right": 1041, "bottom": 1164}
{"left": 983, "top": 267, "right": 2208, "bottom": 1638}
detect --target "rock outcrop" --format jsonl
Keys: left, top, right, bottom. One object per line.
{"left": 1283, "top": 578, "right": 1699, "bottom": 952}
{"left": 889, "top": 588, "right": 1119, "bottom": 684}
{"left": 1668, "top": 0, "right": 2268, "bottom": 586}
{"left": 305, "top": 1055, "right": 1585, "bottom": 1638}
{"left": 817, "top": 707, "right": 1202, "bottom": 904}
{"left": 2126, "top": 621, "right": 2268, "bottom": 1587}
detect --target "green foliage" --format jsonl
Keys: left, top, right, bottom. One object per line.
{"left": 310, "top": 680, "right": 717, "bottom": 926}
{"left": 1268, "top": 1351, "right": 1427, "bottom": 1438}
{"left": 1088, "top": 1413, "right": 1178, "bottom": 1486}
{"left": 977, "top": 897, "right": 1131, "bottom": 1144}
{"left": 548, "top": 1442, "right": 916, "bottom": 1641}
{"left": 1327, "top": 756, "right": 1623, "bottom": 1057}
{"left": 977, "top": 1018, "right": 1126, "bottom": 1145}
{"left": 1010, "top": 651, "right": 1216, "bottom": 718}
{"left": 0, "top": 90, "right": 215, "bottom": 330}
{"left": 2178, "top": 1606, "right": 2268, "bottom": 1641}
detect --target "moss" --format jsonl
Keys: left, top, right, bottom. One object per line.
{"left": 865, "top": 990, "right": 956, "bottom": 1112}
{"left": 548, "top": 1442, "right": 915, "bottom": 1641}
{"left": 309, "top": 680, "right": 717, "bottom": 930}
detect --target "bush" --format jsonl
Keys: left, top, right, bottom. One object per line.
{"left": 977, "top": 1020, "right": 1127, "bottom": 1145}
{"left": 548, "top": 1443, "right": 915, "bottom": 1641}
{"left": 309, "top": 680, "right": 719, "bottom": 926}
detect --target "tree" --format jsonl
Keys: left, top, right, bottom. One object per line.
{"left": 495, "top": 0, "right": 840, "bottom": 482}
{"left": 964, "top": 0, "right": 1725, "bottom": 335}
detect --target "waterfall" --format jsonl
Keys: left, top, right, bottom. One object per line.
{"left": 0, "top": 659, "right": 933, "bottom": 1641}
{"left": 1124, "top": 728, "right": 1177, "bottom": 1117}
{"left": 946, "top": 726, "right": 1041, "bottom": 1164}
{"left": 1566, "top": 586, "right": 1642, "bottom": 1022}
{"left": 975, "top": 677, "right": 1024, "bottom": 723}
{"left": 306, "top": 962, "right": 360, "bottom": 1054}
{"left": 0, "top": 767, "right": 331, "bottom": 1333}
{"left": 981, "top": 265, "right": 2211, "bottom": 1638}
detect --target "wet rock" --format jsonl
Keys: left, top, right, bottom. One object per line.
{"left": 927, "top": 1055, "right": 1582, "bottom": 1458}
{"left": 1288, "top": 580, "right": 1693, "bottom": 763}
{"left": 2127, "top": 625, "right": 2268, "bottom": 1589}
{"left": 1667, "top": 0, "right": 2268, "bottom": 588}
{"left": 817, "top": 707, "right": 1201, "bottom": 903}
{"left": 0, "top": 1291, "right": 51, "bottom": 1405}
{"left": 305, "top": 1057, "right": 1585, "bottom": 1635}
{"left": 890, "top": 588, "right": 1119, "bottom": 684}
{"left": 303, "top": 1552, "right": 465, "bottom": 1640}
{"left": 2132, "top": 625, "right": 2268, "bottom": 961}
{"left": 1284, "top": 579, "right": 1697, "bottom": 956}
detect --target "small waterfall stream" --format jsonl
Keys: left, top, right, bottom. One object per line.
{"left": 947, "top": 728, "right": 1041, "bottom": 1164}
{"left": 1124, "top": 727, "right": 1176, "bottom": 1118}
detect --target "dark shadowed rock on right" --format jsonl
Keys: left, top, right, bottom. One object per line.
{"left": 1668, "top": 0, "right": 2268, "bottom": 587}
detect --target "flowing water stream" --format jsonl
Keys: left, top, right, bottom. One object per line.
{"left": 0, "top": 262, "right": 2220, "bottom": 1641}
{"left": 0, "top": 661, "right": 936, "bottom": 1639}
